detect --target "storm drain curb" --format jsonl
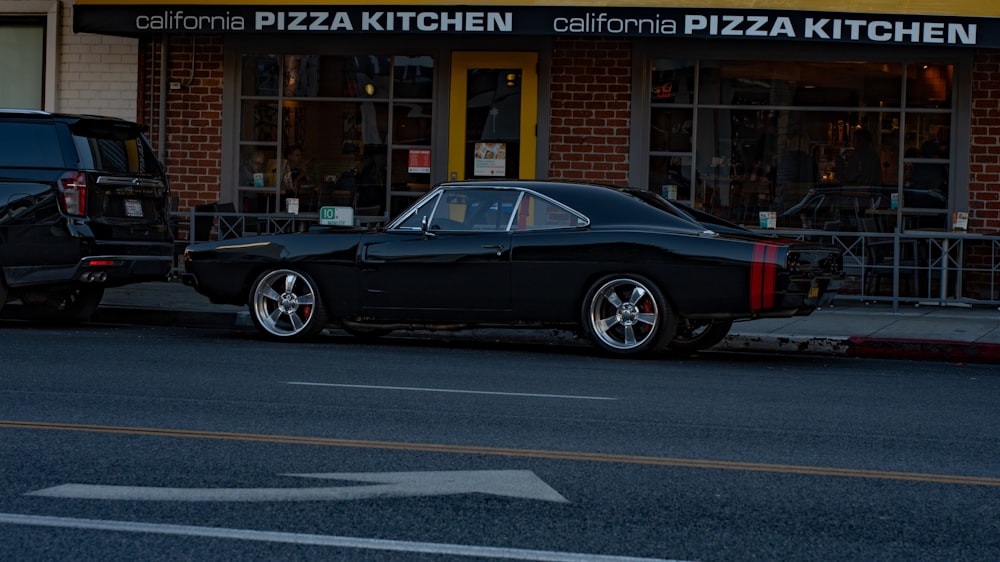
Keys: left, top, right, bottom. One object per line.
{"left": 846, "top": 336, "right": 1000, "bottom": 364}
{"left": 718, "top": 333, "right": 852, "bottom": 356}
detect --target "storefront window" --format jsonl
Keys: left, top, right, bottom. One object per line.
{"left": 0, "top": 20, "right": 45, "bottom": 109}
{"left": 237, "top": 53, "right": 433, "bottom": 220}
{"left": 648, "top": 58, "right": 953, "bottom": 231}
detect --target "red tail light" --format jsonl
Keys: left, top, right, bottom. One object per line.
{"left": 58, "top": 171, "right": 87, "bottom": 216}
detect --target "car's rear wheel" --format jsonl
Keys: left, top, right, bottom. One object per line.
{"left": 669, "top": 319, "right": 733, "bottom": 352}
{"left": 582, "top": 275, "right": 676, "bottom": 356}
{"left": 24, "top": 287, "right": 104, "bottom": 322}
{"left": 249, "top": 268, "right": 327, "bottom": 339}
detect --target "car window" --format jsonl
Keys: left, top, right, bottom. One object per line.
{"left": 0, "top": 122, "right": 65, "bottom": 168}
{"left": 514, "top": 193, "right": 587, "bottom": 231}
{"left": 393, "top": 193, "right": 442, "bottom": 230}
{"left": 453, "top": 189, "right": 520, "bottom": 231}
{"left": 70, "top": 124, "right": 161, "bottom": 175}
{"left": 390, "top": 187, "right": 588, "bottom": 232}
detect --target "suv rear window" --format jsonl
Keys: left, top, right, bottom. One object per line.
{"left": 70, "top": 123, "right": 162, "bottom": 175}
{"left": 0, "top": 122, "right": 65, "bottom": 168}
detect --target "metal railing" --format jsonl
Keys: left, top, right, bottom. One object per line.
{"left": 766, "top": 228, "right": 1000, "bottom": 310}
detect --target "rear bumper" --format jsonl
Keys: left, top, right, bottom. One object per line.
{"left": 759, "top": 275, "right": 844, "bottom": 317}
{"left": 3, "top": 253, "right": 172, "bottom": 289}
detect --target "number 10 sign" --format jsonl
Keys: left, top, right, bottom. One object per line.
{"left": 319, "top": 206, "right": 354, "bottom": 226}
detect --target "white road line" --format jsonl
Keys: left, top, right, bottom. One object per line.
{"left": 0, "top": 513, "right": 683, "bottom": 562}
{"left": 285, "top": 382, "right": 618, "bottom": 401}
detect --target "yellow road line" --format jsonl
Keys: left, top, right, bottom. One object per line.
{"left": 3, "top": 420, "right": 998, "bottom": 488}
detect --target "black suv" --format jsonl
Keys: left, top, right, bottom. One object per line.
{"left": 0, "top": 109, "right": 173, "bottom": 321}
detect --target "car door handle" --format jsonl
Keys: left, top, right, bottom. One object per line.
{"left": 482, "top": 244, "right": 505, "bottom": 256}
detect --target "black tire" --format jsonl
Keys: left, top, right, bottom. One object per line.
{"left": 249, "top": 268, "right": 327, "bottom": 339}
{"left": 669, "top": 319, "right": 734, "bottom": 352}
{"left": 581, "top": 275, "right": 676, "bottom": 356}
{"left": 24, "top": 287, "right": 104, "bottom": 323}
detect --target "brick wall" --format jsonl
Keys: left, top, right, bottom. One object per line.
{"left": 139, "top": 35, "right": 225, "bottom": 212}
{"left": 57, "top": 3, "right": 138, "bottom": 120}
{"left": 548, "top": 38, "right": 632, "bottom": 184}
{"left": 969, "top": 50, "right": 1000, "bottom": 233}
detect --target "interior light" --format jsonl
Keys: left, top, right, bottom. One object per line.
{"left": 505, "top": 72, "right": 518, "bottom": 87}
{"left": 364, "top": 83, "right": 376, "bottom": 96}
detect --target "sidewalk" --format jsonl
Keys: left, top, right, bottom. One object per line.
{"left": 8, "top": 279, "right": 1000, "bottom": 363}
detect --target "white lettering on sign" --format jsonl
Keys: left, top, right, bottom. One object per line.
{"left": 680, "top": 14, "right": 976, "bottom": 44}
{"left": 129, "top": 8, "right": 978, "bottom": 46}
{"left": 136, "top": 11, "right": 245, "bottom": 31}
{"left": 252, "top": 11, "right": 512, "bottom": 33}
{"left": 552, "top": 12, "right": 677, "bottom": 34}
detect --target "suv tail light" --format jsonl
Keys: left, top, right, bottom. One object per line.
{"left": 58, "top": 171, "right": 87, "bottom": 216}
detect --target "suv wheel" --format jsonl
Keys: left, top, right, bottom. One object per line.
{"left": 25, "top": 287, "right": 105, "bottom": 322}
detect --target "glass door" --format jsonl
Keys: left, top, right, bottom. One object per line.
{"left": 449, "top": 52, "right": 538, "bottom": 181}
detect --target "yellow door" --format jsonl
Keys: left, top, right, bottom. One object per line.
{"left": 449, "top": 52, "right": 538, "bottom": 181}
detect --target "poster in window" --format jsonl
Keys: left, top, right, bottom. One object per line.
{"left": 473, "top": 142, "right": 506, "bottom": 177}
{"left": 408, "top": 149, "right": 431, "bottom": 174}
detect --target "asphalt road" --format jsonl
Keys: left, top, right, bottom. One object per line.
{"left": 1, "top": 322, "right": 998, "bottom": 561}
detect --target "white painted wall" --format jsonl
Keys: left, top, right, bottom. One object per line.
{"left": 57, "top": 0, "right": 138, "bottom": 120}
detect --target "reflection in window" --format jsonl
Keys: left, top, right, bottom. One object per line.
{"left": 0, "top": 21, "right": 45, "bottom": 108}
{"left": 651, "top": 59, "right": 953, "bottom": 230}
{"left": 237, "top": 53, "right": 433, "bottom": 220}
{"left": 650, "top": 60, "right": 695, "bottom": 104}
{"left": 515, "top": 194, "right": 586, "bottom": 230}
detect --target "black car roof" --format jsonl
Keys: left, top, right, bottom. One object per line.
{"left": 0, "top": 108, "right": 148, "bottom": 133}
{"left": 435, "top": 180, "right": 707, "bottom": 232}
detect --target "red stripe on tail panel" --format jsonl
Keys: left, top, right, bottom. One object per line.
{"left": 750, "top": 243, "right": 765, "bottom": 310}
{"left": 762, "top": 245, "right": 778, "bottom": 309}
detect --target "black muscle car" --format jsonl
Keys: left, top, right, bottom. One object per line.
{"left": 182, "top": 181, "right": 843, "bottom": 356}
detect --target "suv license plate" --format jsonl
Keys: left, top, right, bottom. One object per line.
{"left": 125, "top": 199, "right": 144, "bottom": 218}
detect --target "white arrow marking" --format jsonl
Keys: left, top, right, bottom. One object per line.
{"left": 0, "top": 513, "right": 685, "bottom": 561}
{"left": 26, "top": 470, "right": 568, "bottom": 503}
{"left": 285, "top": 382, "right": 618, "bottom": 401}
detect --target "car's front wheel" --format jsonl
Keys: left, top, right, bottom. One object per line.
{"left": 249, "top": 268, "right": 327, "bottom": 339}
{"left": 582, "top": 275, "right": 676, "bottom": 356}
{"left": 669, "top": 319, "right": 733, "bottom": 352}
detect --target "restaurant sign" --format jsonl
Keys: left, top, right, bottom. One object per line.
{"left": 73, "top": 5, "right": 996, "bottom": 47}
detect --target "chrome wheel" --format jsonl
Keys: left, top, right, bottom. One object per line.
{"left": 669, "top": 319, "right": 733, "bottom": 352}
{"left": 584, "top": 276, "right": 675, "bottom": 355}
{"left": 250, "top": 269, "right": 327, "bottom": 339}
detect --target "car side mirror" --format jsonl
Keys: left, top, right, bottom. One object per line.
{"left": 420, "top": 215, "right": 436, "bottom": 238}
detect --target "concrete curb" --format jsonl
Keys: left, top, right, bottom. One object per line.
{"left": 717, "top": 333, "right": 851, "bottom": 356}
{"left": 846, "top": 336, "right": 1000, "bottom": 363}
